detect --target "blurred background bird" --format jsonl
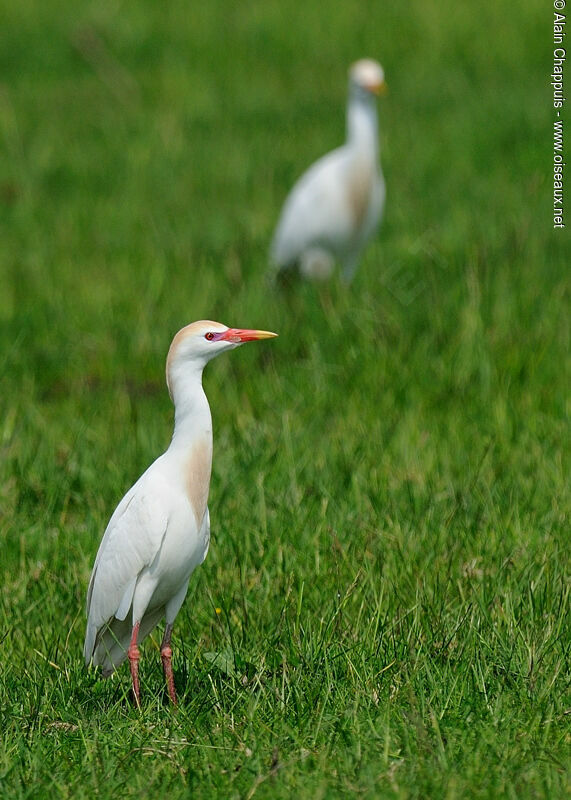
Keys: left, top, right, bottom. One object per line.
{"left": 270, "top": 58, "right": 386, "bottom": 283}
{"left": 84, "top": 321, "right": 277, "bottom": 706}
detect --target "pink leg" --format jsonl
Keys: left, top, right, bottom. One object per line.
{"left": 128, "top": 621, "right": 141, "bottom": 708}
{"left": 161, "top": 623, "right": 178, "bottom": 705}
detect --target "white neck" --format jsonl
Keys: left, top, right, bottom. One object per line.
{"left": 167, "top": 364, "right": 213, "bottom": 453}
{"left": 346, "top": 92, "right": 379, "bottom": 161}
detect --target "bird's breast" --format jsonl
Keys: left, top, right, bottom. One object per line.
{"left": 184, "top": 437, "right": 213, "bottom": 527}
{"left": 347, "top": 155, "right": 377, "bottom": 232}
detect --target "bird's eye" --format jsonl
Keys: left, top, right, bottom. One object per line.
{"left": 205, "top": 332, "right": 215, "bottom": 341}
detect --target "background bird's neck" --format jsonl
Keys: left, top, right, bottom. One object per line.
{"left": 346, "top": 96, "right": 379, "bottom": 159}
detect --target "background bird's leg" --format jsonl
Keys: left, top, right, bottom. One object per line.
{"left": 161, "top": 623, "right": 177, "bottom": 705}
{"left": 128, "top": 621, "right": 141, "bottom": 707}
{"left": 341, "top": 255, "right": 359, "bottom": 284}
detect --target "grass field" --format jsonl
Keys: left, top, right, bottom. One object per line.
{"left": 0, "top": 0, "right": 569, "bottom": 797}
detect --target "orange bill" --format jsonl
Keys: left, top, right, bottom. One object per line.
{"left": 219, "top": 328, "right": 278, "bottom": 343}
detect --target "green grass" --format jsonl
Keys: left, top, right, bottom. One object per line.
{"left": 0, "top": 0, "right": 568, "bottom": 797}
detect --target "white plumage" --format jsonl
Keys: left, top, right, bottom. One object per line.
{"left": 270, "top": 58, "right": 386, "bottom": 283}
{"left": 84, "top": 320, "right": 277, "bottom": 705}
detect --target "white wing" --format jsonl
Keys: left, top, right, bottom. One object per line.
{"left": 271, "top": 146, "right": 357, "bottom": 268}
{"left": 83, "top": 461, "right": 170, "bottom": 664}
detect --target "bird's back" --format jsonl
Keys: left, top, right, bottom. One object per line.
{"left": 271, "top": 144, "right": 382, "bottom": 274}
{"left": 271, "top": 147, "right": 354, "bottom": 267}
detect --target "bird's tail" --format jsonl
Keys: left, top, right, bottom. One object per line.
{"left": 85, "top": 607, "right": 165, "bottom": 676}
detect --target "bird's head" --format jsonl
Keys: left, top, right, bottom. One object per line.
{"left": 166, "top": 320, "right": 278, "bottom": 399}
{"left": 349, "top": 59, "right": 386, "bottom": 98}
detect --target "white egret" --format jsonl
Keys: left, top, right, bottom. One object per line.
{"left": 84, "top": 320, "right": 278, "bottom": 705}
{"left": 271, "top": 58, "right": 386, "bottom": 283}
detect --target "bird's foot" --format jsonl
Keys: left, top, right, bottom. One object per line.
{"left": 128, "top": 622, "right": 141, "bottom": 708}
{"left": 128, "top": 645, "right": 141, "bottom": 708}
{"left": 161, "top": 645, "right": 178, "bottom": 706}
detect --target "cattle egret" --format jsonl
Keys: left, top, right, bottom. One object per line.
{"left": 270, "top": 59, "right": 386, "bottom": 283}
{"left": 84, "top": 320, "right": 278, "bottom": 706}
